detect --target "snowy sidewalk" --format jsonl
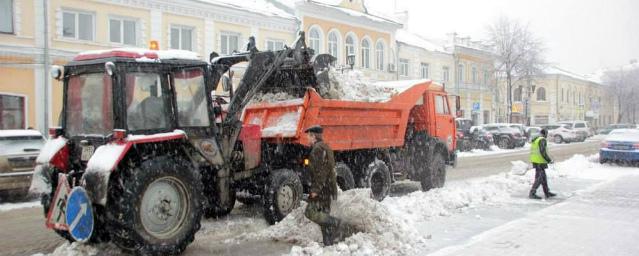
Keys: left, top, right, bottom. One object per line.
{"left": 429, "top": 173, "right": 639, "bottom": 256}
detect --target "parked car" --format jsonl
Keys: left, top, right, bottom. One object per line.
{"left": 456, "top": 119, "right": 494, "bottom": 151}
{"left": 525, "top": 126, "right": 542, "bottom": 141}
{"left": 558, "top": 120, "right": 591, "bottom": 140}
{"left": 597, "top": 124, "right": 635, "bottom": 135}
{"left": 599, "top": 129, "right": 639, "bottom": 165}
{"left": 540, "top": 124, "right": 579, "bottom": 143}
{"left": 0, "top": 130, "right": 46, "bottom": 197}
{"left": 482, "top": 124, "right": 526, "bottom": 149}
{"left": 458, "top": 126, "right": 494, "bottom": 151}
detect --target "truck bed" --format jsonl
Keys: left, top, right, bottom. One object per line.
{"left": 242, "top": 81, "right": 437, "bottom": 151}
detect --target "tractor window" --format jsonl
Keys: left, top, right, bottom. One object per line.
{"left": 66, "top": 73, "right": 113, "bottom": 136}
{"left": 173, "top": 68, "right": 210, "bottom": 127}
{"left": 125, "top": 73, "right": 169, "bottom": 130}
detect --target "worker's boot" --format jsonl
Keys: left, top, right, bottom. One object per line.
{"left": 545, "top": 192, "right": 557, "bottom": 198}
{"left": 529, "top": 191, "right": 542, "bottom": 200}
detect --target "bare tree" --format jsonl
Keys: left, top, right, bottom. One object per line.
{"left": 602, "top": 63, "right": 639, "bottom": 123}
{"left": 487, "top": 16, "right": 545, "bottom": 123}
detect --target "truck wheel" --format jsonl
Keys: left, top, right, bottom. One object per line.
{"left": 335, "top": 162, "right": 355, "bottom": 191}
{"left": 106, "top": 156, "right": 203, "bottom": 255}
{"left": 366, "top": 161, "right": 391, "bottom": 201}
{"left": 263, "top": 169, "right": 303, "bottom": 224}
{"left": 424, "top": 152, "right": 446, "bottom": 190}
{"left": 204, "top": 187, "right": 235, "bottom": 218}
{"left": 498, "top": 138, "right": 510, "bottom": 149}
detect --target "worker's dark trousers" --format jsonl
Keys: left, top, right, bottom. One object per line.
{"left": 305, "top": 199, "right": 340, "bottom": 246}
{"left": 531, "top": 165, "right": 550, "bottom": 196}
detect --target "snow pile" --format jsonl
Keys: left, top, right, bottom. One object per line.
{"left": 241, "top": 189, "right": 426, "bottom": 256}
{"left": 458, "top": 144, "right": 530, "bottom": 158}
{"left": 261, "top": 111, "right": 301, "bottom": 137}
{"left": 510, "top": 160, "right": 530, "bottom": 175}
{"left": 250, "top": 92, "right": 300, "bottom": 104}
{"left": 34, "top": 242, "right": 122, "bottom": 256}
{"left": 0, "top": 201, "right": 40, "bottom": 212}
{"left": 324, "top": 70, "right": 396, "bottom": 102}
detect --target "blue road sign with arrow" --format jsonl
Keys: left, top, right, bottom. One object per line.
{"left": 66, "top": 187, "right": 94, "bottom": 242}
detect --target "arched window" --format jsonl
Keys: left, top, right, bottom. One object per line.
{"left": 361, "top": 39, "right": 370, "bottom": 68}
{"left": 457, "top": 64, "right": 464, "bottom": 83}
{"left": 308, "top": 27, "right": 321, "bottom": 53}
{"left": 375, "top": 41, "right": 384, "bottom": 71}
{"left": 328, "top": 31, "right": 339, "bottom": 60}
{"left": 514, "top": 87, "right": 522, "bottom": 102}
{"left": 345, "top": 34, "right": 355, "bottom": 65}
{"left": 536, "top": 87, "right": 546, "bottom": 101}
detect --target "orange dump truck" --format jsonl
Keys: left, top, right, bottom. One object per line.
{"left": 240, "top": 79, "right": 458, "bottom": 201}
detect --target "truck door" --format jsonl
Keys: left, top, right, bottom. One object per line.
{"left": 433, "top": 93, "right": 456, "bottom": 151}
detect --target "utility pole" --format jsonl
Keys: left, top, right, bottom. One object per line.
{"left": 43, "top": 0, "right": 50, "bottom": 132}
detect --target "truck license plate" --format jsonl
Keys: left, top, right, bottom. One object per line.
{"left": 81, "top": 145, "right": 95, "bottom": 161}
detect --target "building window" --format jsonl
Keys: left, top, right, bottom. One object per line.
{"left": 62, "top": 10, "right": 94, "bottom": 41}
{"left": 420, "top": 63, "right": 429, "bottom": 79}
{"left": 513, "top": 87, "right": 522, "bottom": 102}
{"left": 472, "top": 66, "right": 477, "bottom": 84}
{"left": 457, "top": 64, "right": 464, "bottom": 83}
{"left": 345, "top": 34, "right": 355, "bottom": 63}
{"left": 220, "top": 32, "right": 240, "bottom": 55}
{"left": 536, "top": 87, "right": 546, "bottom": 101}
{"left": 170, "top": 25, "right": 194, "bottom": 51}
{"left": 561, "top": 88, "right": 564, "bottom": 102}
{"left": 361, "top": 39, "right": 370, "bottom": 68}
{"left": 328, "top": 31, "right": 339, "bottom": 60}
{"left": 0, "top": 0, "right": 13, "bottom": 33}
{"left": 375, "top": 41, "right": 385, "bottom": 71}
{"left": 109, "top": 17, "right": 137, "bottom": 45}
{"left": 309, "top": 27, "right": 321, "bottom": 53}
{"left": 399, "top": 59, "right": 409, "bottom": 77}
{"left": 266, "top": 39, "right": 285, "bottom": 51}
{"left": 0, "top": 94, "right": 25, "bottom": 129}
{"left": 442, "top": 66, "right": 450, "bottom": 82}
{"left": 484, "top": 70, "right": 490, "bottom": 85}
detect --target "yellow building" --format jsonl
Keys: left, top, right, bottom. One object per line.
{"left": 0, "top": 0, "right": 297, "bottom": 134}
{"left": 285, "top": 0, "right": 402, "bottom": 81}
{"left": 447, "top": 34, "right": 497, "bottom": 125}
{"left": 505, "top": 66, "right": 617, "bottom": 128}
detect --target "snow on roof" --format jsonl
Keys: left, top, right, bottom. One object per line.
{"left": 197, "top": 0, "right": 296, "bottom": 19}
{"left": 0, "top": 129, "right": 44, "bottom": 138}
{"left": 543, "top": 66, "right": 599, "bottom": 84}
{"left": 75, "top": 48, "right": 200, "bottom": 61}
{"left": 307, "top": 0, "right": 401, "bottom": 25}
{"left": 396, "top": 30, "right": 448, "bottom": 53}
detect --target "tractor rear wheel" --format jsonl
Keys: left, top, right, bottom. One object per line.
{"left": 106, "top": 156, "right": 203, "bottom": 255}
{"left": 263, "top": 169, "right": 303, "bottom": 224}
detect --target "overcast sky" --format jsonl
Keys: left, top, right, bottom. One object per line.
{"left": 366, "top": 0, "right": 639, "bottom": 75}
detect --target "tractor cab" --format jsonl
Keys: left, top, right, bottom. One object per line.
{"left": 51, "top": 49, "right": 216, "bottom": 169}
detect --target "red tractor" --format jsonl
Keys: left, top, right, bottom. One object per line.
{"left": 31, "top": 33, "right": 458, "bottom": 255}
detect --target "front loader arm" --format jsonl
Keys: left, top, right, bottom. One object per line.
{"left": 211, "top": 32, "right": 314, "bottom": 162}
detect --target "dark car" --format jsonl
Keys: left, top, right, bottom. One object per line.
{"left": 0, "top": 130, "right": 46, "bottom": 198}
{"left": 456, "top": 119, "right": 494, "bottom": 151}
{"left": 482, "top": 124, "right": 526, "bottom": 149}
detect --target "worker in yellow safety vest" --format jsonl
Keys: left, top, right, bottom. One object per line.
{"left": 529, "top": 129, "right": 557, "bottom": 199}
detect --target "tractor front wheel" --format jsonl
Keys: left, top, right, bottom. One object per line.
{"left": 106, "top": 156, "right": 203, "bottom": 255}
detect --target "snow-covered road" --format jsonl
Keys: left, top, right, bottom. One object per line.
{"left": 34, "top": 153, "right": 639, "bottom": 256}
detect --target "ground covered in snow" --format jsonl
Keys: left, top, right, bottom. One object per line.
{"left": 34, "top": 153, "right": 639, "bottom": 256}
